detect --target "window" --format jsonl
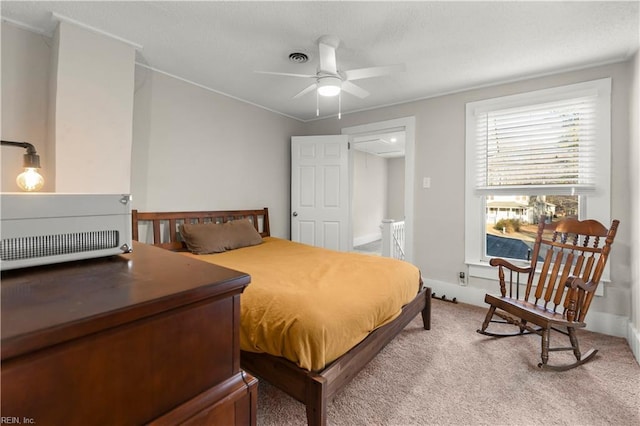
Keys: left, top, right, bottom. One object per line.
{"left": 465, "top": 78, "right": 611, "bottom": 279}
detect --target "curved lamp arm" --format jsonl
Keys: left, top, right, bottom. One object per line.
{"left": 1, "top": 140, "right": 41, "bottom": 168}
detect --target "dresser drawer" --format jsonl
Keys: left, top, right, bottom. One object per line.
{"left": 2, "top": 296, "right": 238, "bottom": 425}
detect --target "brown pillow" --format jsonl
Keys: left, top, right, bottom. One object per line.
{"left": 180, "top": 222, "right": 228, "bottom": 254}
{"left": 180, "top": 219, "right": 262, "bottom": 254}
{"left": 226, "top": 219, "right": 263, "bottom": 250}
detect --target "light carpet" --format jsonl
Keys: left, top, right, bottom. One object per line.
{"left": 255, "top": 298, "right": 640, "bottom": 425}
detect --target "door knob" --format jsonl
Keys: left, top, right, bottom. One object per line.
{"left": 292, "top": 212, "right": 298, "bottom": 217}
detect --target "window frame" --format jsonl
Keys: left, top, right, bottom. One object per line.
{"left": 464, "top": 78, "right": 612, "bottom": 282}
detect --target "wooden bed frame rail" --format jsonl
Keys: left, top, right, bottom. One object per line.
{"left": 132, "top": 207, "right": 431, "bottom": 426}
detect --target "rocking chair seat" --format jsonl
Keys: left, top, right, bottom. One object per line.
{"left": 484, "top": 294, "right": 586, "bottom": 329}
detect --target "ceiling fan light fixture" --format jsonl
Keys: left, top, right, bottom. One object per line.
{"left": 317, "top": 76, "right": 341, "bottom": 97}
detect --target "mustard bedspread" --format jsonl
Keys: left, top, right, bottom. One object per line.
{"left": 186, "top": 237, "right": 420, "bottom": 371}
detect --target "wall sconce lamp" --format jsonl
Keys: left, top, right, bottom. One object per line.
{"left": 1, "top": 140, "right": 45, "bottom": 191}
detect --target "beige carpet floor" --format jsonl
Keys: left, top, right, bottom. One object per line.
{"left": 255, "top": 298, "right": 640, "bottom": 425}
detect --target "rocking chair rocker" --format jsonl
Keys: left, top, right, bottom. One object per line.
{"left": 477, "top": 216, "right": 619, "bottom": 371}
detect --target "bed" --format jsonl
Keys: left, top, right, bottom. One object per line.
{"left": 132, "top": 207, "right": 431, "bottom": 425}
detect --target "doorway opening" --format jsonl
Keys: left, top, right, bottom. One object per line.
{"left": 342, "top": 117, "right": 415, "bottom": 262}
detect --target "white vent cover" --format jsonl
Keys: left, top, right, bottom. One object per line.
{"left": 1, "top": 193, "right": 132, "bottom": 271}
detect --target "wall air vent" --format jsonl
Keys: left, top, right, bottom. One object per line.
{"left": 1, "top": 193, "right": 132, "bottom": 271}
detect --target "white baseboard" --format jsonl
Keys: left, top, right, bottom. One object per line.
{"left": 586, "top": 311, "right": 629, "bottom": 338}
{"left": 628, "top": 322, "right": 640, "bottom": 365}
{"left": 422, "top": 278, "right": 629, "bottom": 338}
{"left": 353, "top": 232, "right": 381, "bottom": 247}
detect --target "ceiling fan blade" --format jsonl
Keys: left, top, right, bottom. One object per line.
{"left": 318, "top": 42, "right": 338, "bottom": 75}
{"left": 293, "top": 83, "right": 318, "bottom": 99}
{"left": 341, "top": 81, "right": 370, "bottom": 99}
{"left": 255, "top": 70, "right": 316, "bottom": 78}
{"left": 343, "top": 63, "right": 406, "bottom": 81}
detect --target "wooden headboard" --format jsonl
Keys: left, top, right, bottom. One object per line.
{"left": 132, "top": 208, "right": 270, "bottom": 251}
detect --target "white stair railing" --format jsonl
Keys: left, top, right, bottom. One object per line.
{"left": 381, "top": 219, "right": 405, "bottom": 260}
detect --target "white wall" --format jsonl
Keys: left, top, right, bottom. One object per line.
{"left": 1, "top": 21, "right": 136, "bottom": 194}
{"left": 629, "top": 51, "right": 640, "bottom": 361}
{"left": 352, "top": 150, "right": 387, "bottom": 245}
{"left": 1, "top": 24, "right": 51, "bottom": 191}
{"left": 130, "top": 66, "right": 305, "bottom": 238}
{"left": 52, "top": 21, "right": 135, "bottom": 193}
{"left": 1, "top": 21, "right": 304, "bottom": 238}
{"left": 305, "top": 61, "right": 634, "bottom": 337}
{"left": 387, "top": 157, "right": 405, "bottom": 221}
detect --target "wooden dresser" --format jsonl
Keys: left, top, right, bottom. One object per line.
{"left": 1, "top": 241, "right": 257, "bottom": 425}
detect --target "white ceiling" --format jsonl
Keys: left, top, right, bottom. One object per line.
{"left": 352, "top": 130, "right": 405, "bottom": 158}
{"left": 1, "top": 1, "right": 638, "bottom": 123}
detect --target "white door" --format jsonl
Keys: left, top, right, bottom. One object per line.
{"left": 291, "top": 135, "right": 350, "bottom": 251}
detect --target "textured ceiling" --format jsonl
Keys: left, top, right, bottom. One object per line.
{"left": 1, "top": 1, "right": 639, "bottom": 122}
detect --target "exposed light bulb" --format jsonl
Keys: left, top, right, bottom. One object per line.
{"left": 1, "top": 141, "right": 45, "bottom": 191}
{"left": 16, "top": 167, "right": 44, "bottom": 192}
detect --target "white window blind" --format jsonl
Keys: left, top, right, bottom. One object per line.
{"left": 465, "top": 78, "right": 611, "bottom": 271}
{"left": 475, "top": 92, "right": 600, "bottom": 195}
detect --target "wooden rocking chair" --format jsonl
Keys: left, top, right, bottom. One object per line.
{"left": 477, "top": 216, "right": 619, "bottom": 371}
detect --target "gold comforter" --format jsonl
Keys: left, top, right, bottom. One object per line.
{"left": 186, "top": 237, "right": 420, "bottom": 371}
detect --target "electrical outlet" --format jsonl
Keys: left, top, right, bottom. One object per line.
{"left": 458, "top": 271, "right": 466, "bottom": 286}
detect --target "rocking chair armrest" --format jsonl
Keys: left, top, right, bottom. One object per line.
{"left": 565, "top": 276, "right": 597, "bottom": 293}
{"left": 563, "top": 275, "right": 595, "bottom": 323}
{"left": 489, "top": 257, "right": 532, "bottom": 274}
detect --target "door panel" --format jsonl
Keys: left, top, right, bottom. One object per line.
{"left": 299, "top": 221, "right": 316, "bottom": 244}
{"left": 323, "top": 166, "right": 341, "bottom": 207}
{"left": 291, "top": 135, "right": 350, "bottom": 251}
{"left": 299, "top": 167, "right": 315, "bottom": 207}
{"left": 322, "top": 222, "right": 341, "bottom": 251}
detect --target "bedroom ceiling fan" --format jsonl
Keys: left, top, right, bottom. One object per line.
{"left": 256, "top": 35, "right": 405, "bottom": 117}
